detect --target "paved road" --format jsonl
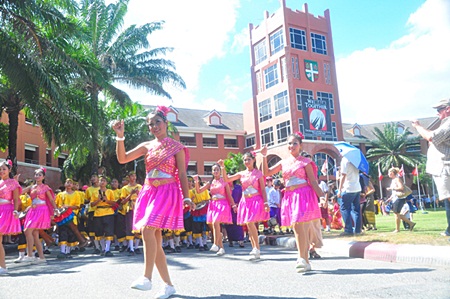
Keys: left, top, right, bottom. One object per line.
{"left": 1, "top": 243, "right": 449, "bottom": 299}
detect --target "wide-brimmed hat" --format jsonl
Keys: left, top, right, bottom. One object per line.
{"left": 432, "top": 98, "right": 450, "bottom": 109}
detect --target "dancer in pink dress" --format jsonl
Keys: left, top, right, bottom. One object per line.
{"left": 262, "top": 132, "right": 325, "bottom": 273}
{"left": 23, "top": 167, "right": 57, "bottom": 264}
{"left": 113, "top": 106, "right": 194, "bottom": 299}
{"left": 0, "top": 160, "right": 22, "bottom": 275}
{"left": 194, "top": 163, "right": 235, "bottom": 256}
{"left": 219, "top": 152, "right": 270, "bottom": 260}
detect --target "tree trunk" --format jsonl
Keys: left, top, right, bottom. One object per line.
{"left": 6, "top": 106, "right": 20, "bottom": 175}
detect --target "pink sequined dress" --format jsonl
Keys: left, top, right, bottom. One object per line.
{"left": 237, "top": 169, "right": 269, "bottom": 225}
{"left": 0, "top": 179, "right": 22, "bottom": 235}
{"left": 133, "top": 137, "right": 189, "bottom": 231}
{"left": 280, "top": 156, "right": 321, "bottom": 226}
{"left": 23, "top": 184, "right": 54, "bottom": 230}
{"left": 206, "top": 178, "right": 232, "bottom": 224}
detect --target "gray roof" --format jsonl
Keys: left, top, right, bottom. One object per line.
{"left": 342, "top": 117, "right": 439, "bottom": 142}
{"left": 144, "top": 105, "right": 244, "bottom": 132}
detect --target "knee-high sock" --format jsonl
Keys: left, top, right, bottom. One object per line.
{"left": 105, "top": 240, "right": 111, "bottom": 252}
{"left": 128, "top": 239, "right": 134, "bottom": 251}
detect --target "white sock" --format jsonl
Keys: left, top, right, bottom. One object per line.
{"left": 197, "top": 237, "right": 203, "bottom": 247}
{"left": 128, "top": 239, "right": 134, "bottom": 251}
{"left": 65, "top": 246, "right": 71, "bottom": 254}
{"left": 60, "top": 245, "right": 66, "bottom": 254}
{"left": 134, "top": 239, "right": 139, "bottom": 249}
{"left": 188, "top": 234, "right": 193, "bottom": 245}
{"left": 100, "top": 239, "right": 106, "bottom": 251}
{"left": 105, "top": 240, "right": 111, "bottom": 252}
{"left": 18, "top": 251, "right": 25, "bottom": 258}
{"left": 94, "top": 240, "right": 100, "bottom": 249}
{"left": 202, "top": 235, "right": 207, "bottom": 245}
{"left": 169, "top": 239, "right": 175, "bottom": 249}
{"left": 174, "top": 236, "right": 181, "bottom": 247}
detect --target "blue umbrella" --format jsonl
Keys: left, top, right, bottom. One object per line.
{"left": 334, "top": 142, "right": 369, "bottom": 174}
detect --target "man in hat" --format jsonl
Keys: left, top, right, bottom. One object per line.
{"left": 412, "top": 98, "right": 450, "bottom": 240}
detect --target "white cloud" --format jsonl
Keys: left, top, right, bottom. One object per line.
{"left": 117, "top": 0, "right": 240, "bottom": 108}
{"left": 336, "top": 0, "right": 450, "bottom": 124}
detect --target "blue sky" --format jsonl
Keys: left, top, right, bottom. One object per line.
{"left": 113, "top": 0, "right": 450, "bottom": 124}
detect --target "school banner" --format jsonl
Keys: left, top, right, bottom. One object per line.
{"left": 301, "top": 98, "right": 332, "bottom": 138}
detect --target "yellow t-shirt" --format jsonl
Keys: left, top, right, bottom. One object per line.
{"left": 55, "top": 191, "right": 83, "bottom": 225}
{"left": 85, "top": 186, "right": 100, "bottom": 212}
{"left": 121, "top": 184, "right": 142, "bottom": 212}
{"left": 19, "top": 194, "right": 32, "bottom": 211}
{"left": 92, "top": 189, "right": 115, "bottom": 217}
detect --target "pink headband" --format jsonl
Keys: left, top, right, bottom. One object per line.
{"left": 295, "top": 131, "right": 304, "bottom": 140}
{"left": 156, "top": 106, "right": 169, "bottom": 117}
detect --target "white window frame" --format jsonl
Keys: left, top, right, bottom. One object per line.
{"left": 254, "top": 40, "right": 267, "bottom": 65}
{"left": 270, "top": 28, "right": 284, "bottom": 55}
{"left": 264, "top": 64, "right": 279, "bottom": 89}
{"left": 258, "top": 99, "right": 272, "bottom": 123}
{"left": 289, "top": 27, "right": 307, "bottom": 51}
{"left": 274, "top": 90, "right": 289, "bottom": 116}
{"left": 311, "top": 32, "right": 327, "bottom": 55}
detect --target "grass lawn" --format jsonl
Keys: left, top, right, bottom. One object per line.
{"left": 322, "top": 208, "right": 450, "bottom": 246}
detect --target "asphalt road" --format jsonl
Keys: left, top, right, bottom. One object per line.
{"left": 1, "top": 243, "right": 449, "bottom": 299}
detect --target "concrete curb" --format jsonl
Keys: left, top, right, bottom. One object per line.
{"left": 273, "top": 236, "right": 450, "bottom": 268}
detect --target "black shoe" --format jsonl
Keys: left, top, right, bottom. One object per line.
{"left": 35, "top": 252, "right": 39, "bottom": 257}
{"left": 166, "top": 248, "right": 176, "bottom": 254}
{"left": 104, "top": 251, "right": 114, "bottom": 257}
{"left": 127, "top": 250, "right": 135, "bottom": 256}
{"left": 203, "top": 244, "right": 208, "bottom": 250}
{"left": 100, "top": 250, "right": 105, "bottom": 256}
{"left": 119, "top": 245, "right": 127, "bottom": 253}
{"left": 70, "top": 250, "right": 78, "bottom": 255}
{"left": 79, "top": 247, "right": 86, "bottom": 252}
{"left": 195, "top": 244, "right": 200, "bottom": 249}
{"left": 93, "top": 248, "right": 101, "bottom": 254}
{"left": 114, "top": 245, "right": 120, "bottom": 251}
{"left": 186, "top": 244, "right": 194, "bottom": 249}
{"left": 43, "top": 249, "right": 51, "bottom": 255}
{"left": 309, "top": 250, "right": 321, "bottom": 259}
{"left": 175, "top": 246, "right": 182, "bottom": 253}
{"left": 57, "top": 253, "right": 67, "bottom": 259}
{"left": 134, "top": 248, "right": 141, "bottom": 254}
{"left": 228, "top": 242, "right": 234, "bottom": 247}
{"left": 199, "top": 246, "right": 205, "bottom": 252}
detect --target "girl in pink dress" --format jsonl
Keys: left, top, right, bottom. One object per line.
{"left": 219, "top": 152, "right": 270, "bottom": 260}
{"left": 262, "top": 132, "right": 325, "bottom": 273}
{"left": 0, "top": 160, "right": 22, "bottom": 275}
{"left": 113, "top": 106, "right": 194, "bottom": 299}
{"left": 194, "top": 164, "right": 236, "bottom": 256}
{"left": 23, "top": 167, "right": 57, "bottom": 264}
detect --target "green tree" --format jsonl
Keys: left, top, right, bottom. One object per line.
{"left": 0, "top": 0, "right": 81, "bottom": 172}
{"left": 366, "top": 123, "right": 425, "bottom": 174}
{"left": 222, "top": 152, "right": 245, "bottom": 175}
{"left": 74, "top": 0, "right": 186, "bottom": 174}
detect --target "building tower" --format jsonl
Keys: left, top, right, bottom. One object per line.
{"left": 244, "top": 1, "right": 343, "bottom": 170}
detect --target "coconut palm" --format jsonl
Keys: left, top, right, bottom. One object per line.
{"left": 366, "top": 122, "right": 425, "bottom": 174}
{"left": 73, "top": 0, "right": 186, "bottom": 173}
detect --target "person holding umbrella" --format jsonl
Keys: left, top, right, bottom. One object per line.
{"left": 336, "top": 147, "right": 362, "bottom": 236}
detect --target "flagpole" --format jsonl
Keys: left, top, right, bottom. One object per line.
{"left": 416, "top": 164, "right": 426, "bottom": 214}
{"left": 378, "top": 163, "right": 383, "bottom": 199}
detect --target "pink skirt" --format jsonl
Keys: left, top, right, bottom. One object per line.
{"left": 23, "top": 205, "right": 52, "bottom": 230}
{"left": 133, "top": 182, "right": 184, "bottom": 231}
{"left": 206, "top": 199, "right": 232, "bottom": 224}
{"left": 0, "top": 204, "right": 21, "bottom": 235}
{"left": 281, "top": 185, "right": 321, "bottom": 226}
{"left": 237, "top": 194, "right": 269, "bottom": 225}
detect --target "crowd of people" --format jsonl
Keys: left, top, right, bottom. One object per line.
{"left": 1, "top": 98, "right": 449, "bottom": 298}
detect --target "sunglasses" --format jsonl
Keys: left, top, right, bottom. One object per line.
{"left": 437, "top": 106, "right": 447, "bottom": 113}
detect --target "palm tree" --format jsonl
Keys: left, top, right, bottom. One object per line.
{"left": 366, "top": 123, "right": 425, "bottom": 174}
{"left": 0, "top": 0, "right": 81, "bottom": 172}
{"left": 74, "top": 0, "right": 186, "bottom": 173}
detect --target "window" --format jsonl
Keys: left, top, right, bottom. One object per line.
{"left": 180, "top": 136, "right": 196, "bottom": 147}
{"left": 254, "top": 40, "right": 267, "bottom": 65}
{"left": 354, "top": 127, "right": 361, "bottom": 136}
{"left": 281, "top": 56, "right": 287, "bottom": 81}
{"left": 289, "top": 27, "right": 307, "bottom": 51}
{"left": 317, "top": 91, "right": 334, "bottom": 114}
{"left": 324, "top": 62, "right": 331, "bottom": 85}
{"left": 167, "top": 112, "right": 177, "bottom": 122}
{"left": 270, "top": 28, "right": 284, "bottom": 55}
{"left": 397, "top": 125, "right": 405, "bottom": 134}
{"left": 332, "top": 122, "right": 337, "bottom": 141}
{"left": 224, "top": 137, "right": 238, "bottom": 148}
{"left": 246, "top": 136, "right": 255, "bottom": 148}
{"left": 187, "top": 163, "right": 197, "bottom": 175}
{"left": 46, "top": 149, "right": 52, "bottom": 167}
{"left": 256, "top": 71, "right": 262, "bottom": 93}
{"left": 274, "top": 90, "right": 289, "bottom": 116}
{"left": 264, "top": 64, "right": 279, "bottom": 89}
{"left": 296, "top": 88, "right": 313, "bottom": 111}
{"left": 260, "top": 127, "right": 274, "bottom": 147}
{"left": 258, "top": 99, "right": 272, "bottom": 123}
{"left": 24, "top": 144, "right": 39, "bottom": 165}
{"left": 276, "top": 121, "right": 291, "bottom": 143}
{"left": 311, "top": 32, "right": 327, "bottom": 55}
{"left": 210, "top": 115, "right": 220, "bottom": 125}
{"left": 203, "top": 135, "right": 217, "bottom": 148}
{"left": 203, "top": 165, "right": 213, "bottom": 176}
{"left": 298, "top": 118, "right": 305, "bottom": 135}
{"left": 291, "top": 56, "right": 299, "bottom": 79}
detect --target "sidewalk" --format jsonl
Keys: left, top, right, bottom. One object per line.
{"left": 266, "top": 234, "right": 450, "bottom": 268}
